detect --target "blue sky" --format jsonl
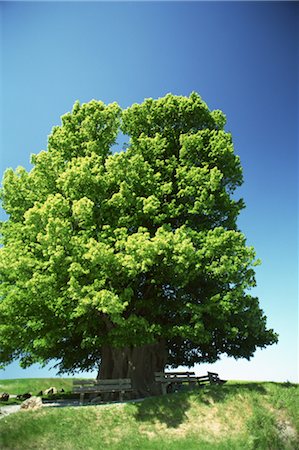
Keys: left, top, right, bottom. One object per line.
{"left": 0, "top": 1, "right": 298, "bottom": 382}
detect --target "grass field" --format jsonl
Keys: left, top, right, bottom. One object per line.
{"left": 0, "top": 380, "right": 298, "bottom": 449}
{"left": 0, "top": 377, "right": 76, "bottom": 395}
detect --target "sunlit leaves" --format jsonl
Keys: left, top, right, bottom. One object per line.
{"left": 48, "top": 100, "right": 121, "bottom": 161}
{"left": 0, "top": 93, "right": 278, "bottom": 372}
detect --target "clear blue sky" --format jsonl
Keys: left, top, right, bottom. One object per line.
{"left": 0, "top": 1, "right": 298, "bottom": 382}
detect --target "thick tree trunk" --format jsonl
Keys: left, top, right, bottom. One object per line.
{"left": 97, "top": 340, "right": 167, "bottom": 397}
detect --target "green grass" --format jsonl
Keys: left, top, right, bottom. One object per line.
{"left": 0, "top": 381, "right": 298, "bottom": 449}
{"left": 0, "top": 377, "right": 78, "bottom": 395}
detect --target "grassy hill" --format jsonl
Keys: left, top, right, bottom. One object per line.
{"left": 0, "top": 380, "right": 298, "bottom": 449}
{"left": 0, "top": 377, "right": 75, "bottom": 396}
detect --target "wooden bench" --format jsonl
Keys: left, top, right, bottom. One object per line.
{"left": 73, "top": 378, "right": 133, "bottom": 405}
{"left": 207, "top": 371, "right": 227, "bottom": 385}
{"left": 155, "top": 371, "right": 197, "bottom": 395}
{"left": 155, "top": 371, "right": 227, "bottom": 394}
{"left": 195, "top": 372, "right": 226, "bottom": 386}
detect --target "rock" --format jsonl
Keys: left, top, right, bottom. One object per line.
{"left": 20, "top": 396, "right": 43, "bottom": 410}
{"left": 0, "top": 392, "right": 9, "bottom": 402}
{"left": 16, "top": 393, "right": 32, "bottom": 400}
{"left": 44, "top": 387, "right": 58, "bottom": 395}
{"left": 0, "top": 405, "right": 21, "bottom": 418}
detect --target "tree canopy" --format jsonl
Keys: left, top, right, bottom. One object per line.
{"left": 0, "top": 93, "right": 277, "bottom": 383}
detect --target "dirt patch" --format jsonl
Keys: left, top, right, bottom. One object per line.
{"left": 137, "top": 401, "right": 246, "bottom": 441}
{"left": 276, "top": 418, "right": 297, "bottom": 442}
{"left": 264, "top": 402, "right": 298, "bottom": 446}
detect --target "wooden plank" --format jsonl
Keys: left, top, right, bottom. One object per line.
{"left": 74, "top": 378, "right": 131, "bottom": 384}
{"left": 74, "top": 384, "right": 132, "bottom": 390}
{"left": 73, "top": 380, "right": 97, "bottom": 386}
{"left": 164, "top": 372, "right": 195, "bottom": 377}
{"left": 155, "top": 371, "right": 195, "bottom": 377}
{"left": 80, "top": 393, "right": 84, "bottom": 405}
{"left": 96, "top": 386, "right": 133, "bottom": 392}
{"left": 73, "top": 379, "right": 131, "bottom": 387}
{"left": 94, "top": 379, "right": 131, "bottom": 385}
{"left": 159, "top": 377, "right": 196, "bottom": 384}
{"left": 99, "top": 385, "right": 132, "bottom": 390}
{"left": 162, "top": 375, "right": 188, "bottom": 379}
{"left": 73, "top": 385, "right": 132, "bottom": 393}
{"left": 155, "top": 373, "right": 195, "bottom": 380}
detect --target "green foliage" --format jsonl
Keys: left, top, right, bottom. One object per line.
{"left": 0, "top": 382, "right": 298, "bottom": 449}
{"left": 0, "top": 93, "right": 277, "bottom": 373}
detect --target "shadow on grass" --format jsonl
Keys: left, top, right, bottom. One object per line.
{"left": 133, "top": 382, "right": 269, "bottom": 429}
{"left": 271, "top": 381, "right": 298, "bottom": 389}
{"left": 198, "top": 382, "right": 268, "bottom": 404}
{"left": 133, "top": 391, "right": 192, "bottom": 428}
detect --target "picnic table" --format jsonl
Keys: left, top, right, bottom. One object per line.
{"left": 155, "top": 371, "right": 226, "bottom": 394}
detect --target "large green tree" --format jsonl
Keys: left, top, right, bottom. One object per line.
{"left": 0, "top": 93, "right": 277, "bottom": 396}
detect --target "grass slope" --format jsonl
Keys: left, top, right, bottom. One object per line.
{"left": 0, "top": 381, "right": 298, "bottom": 450}
{"left": 0, "top": 378, "right": 76, "bottom": 395}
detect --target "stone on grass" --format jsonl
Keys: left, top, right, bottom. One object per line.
{"left": 0, "top": 392, "right": 9, "bottom": 402}
{"left": 44, "top": 387, "right": 58, "bottom": 395}
{"left": 20, "top": 396, "right": 43, "bottom": 410}
{"left": 16, "top": 393, "right": 32, "bottom": 400}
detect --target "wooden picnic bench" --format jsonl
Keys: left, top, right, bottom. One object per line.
{"left": 155, "top": 371, "right": 197, "bottom": 394}
{"left": 73, "top": 378, "right": 134, "bottom": 405}
{"left": 197, "top": 371, "right": 227, "bottom": 386}
{"left": 155, "top": 371, "right": 226, "bottom": 394}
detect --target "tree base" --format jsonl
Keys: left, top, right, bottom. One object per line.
{"left": 97, "top": 341, "right": 167, "bottom": 398}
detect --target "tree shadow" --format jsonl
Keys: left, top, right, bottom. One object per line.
{"left": 132, "top": 382, "right": 269, "bottom": 428}
{"left": 133, "top": 391, "right": 192, "bottom": 428}
{"left": 198, "top": 382, "right": 268, "bottom": 404}
{"left": 270, "top": 381, "right": 298, "bottom": 389}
